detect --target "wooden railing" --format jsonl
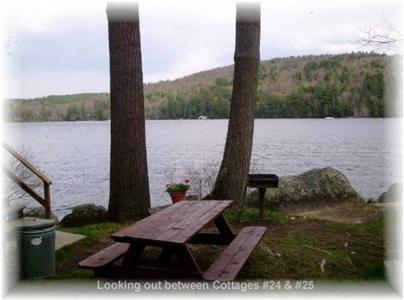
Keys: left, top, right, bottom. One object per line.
{"left": 3, "top": 143, "right": 52, "bottom": 218}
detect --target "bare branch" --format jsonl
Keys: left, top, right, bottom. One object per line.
{"left": 356, "top": 23, "right": 402, "bottom": 52}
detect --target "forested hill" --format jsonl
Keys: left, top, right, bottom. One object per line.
{"left": 3, "top": 52, "right": 399, "bottom": 122}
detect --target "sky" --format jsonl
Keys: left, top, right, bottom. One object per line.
{"left": 1, "top": 0, "right": 402, "bottom": 99}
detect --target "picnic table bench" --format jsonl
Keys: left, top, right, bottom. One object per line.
{"left": 78, "top": 200, "right": 266, "bottom": 281}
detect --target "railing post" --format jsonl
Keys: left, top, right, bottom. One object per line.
{"left": 44, "top": 182, "right": 51, "bottom": 219}
{"left": 3, "top": 144, "right": 53, "bottom": 219}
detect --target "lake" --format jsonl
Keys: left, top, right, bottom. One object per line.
{"left": 3, "top": 118, "right": 399, "bottom": 219}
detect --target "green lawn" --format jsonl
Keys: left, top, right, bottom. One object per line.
{"left": 51, "top": 206, "right": 385, "bottom": 282}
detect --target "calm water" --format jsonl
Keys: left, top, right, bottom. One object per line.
{"left": 3, "top": 119, "right": 399, "bottom": 218}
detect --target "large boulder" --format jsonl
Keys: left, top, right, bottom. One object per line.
{"left": 378, "top": 183, "right": 401, "bottom": 203}
{"left": 24, "top": 206, "right": 59, "bottom": 223}
{"left": 60, "top": 204, "right": 107, "bottom": 227}
{"left": 247, "top": 167, "right": 362, "bottom": 212}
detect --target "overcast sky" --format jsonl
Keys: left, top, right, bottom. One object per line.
{"left": 2, "top": 0, "right": 402, "bottom": 98}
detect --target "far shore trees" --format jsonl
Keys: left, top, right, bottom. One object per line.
{"left": 209, "top": 3, "right": 261, "bottom": 207}
{"left": 106, "top": 3, "right": 151, "bottom": 222}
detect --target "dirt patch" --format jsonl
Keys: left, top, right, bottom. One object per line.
{"left": 293, "top": 201, "right": 384, "bottom": 224}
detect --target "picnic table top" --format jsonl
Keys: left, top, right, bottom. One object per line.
{"left": 111, "top": 200, "right": 233, "bottom": 245}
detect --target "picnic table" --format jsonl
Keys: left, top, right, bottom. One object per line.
{"left": 78, "top": 200, "right": 266, "bottom": 281}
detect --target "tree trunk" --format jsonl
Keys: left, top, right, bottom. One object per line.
{"left": 210, "top": 3, "right": 261, "bottom": 207}
{"left": 106, "top": 3, "right": 151, "bottom": 222}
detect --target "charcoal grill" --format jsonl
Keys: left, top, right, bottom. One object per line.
{"left": 247, "top": 174, "right": 279, "bottom": 218}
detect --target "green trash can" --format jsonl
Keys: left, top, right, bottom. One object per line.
{"left": 16, "top": 217, "right": 56, "bottom": 279}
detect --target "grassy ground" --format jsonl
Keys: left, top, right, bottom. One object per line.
{"left": 52, "top": 204, "right": 385, "bottom": 282}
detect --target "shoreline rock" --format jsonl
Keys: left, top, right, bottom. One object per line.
{"left": 24, "top": 207, "right": 59, "bottom": 223}
{"left": 60, "top": 204, "right": 107, "bottom": 227}
{"left": 378, "top": 183, "right": 401, "bottom": 203}
{"left": 247, "top": 167, "right": 362, "bottom": 212}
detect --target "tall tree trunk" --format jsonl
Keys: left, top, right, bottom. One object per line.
{"left": 210, "top": 3, "right": 261, "bottom": 207}
{"left": 106, "top": 3, "right": 151, "bottom": 222}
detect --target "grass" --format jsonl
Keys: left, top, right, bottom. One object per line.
{"left": 224, "top": 207, "right": 289, "bottom": 224}
{"left": 54, "top": 222, "right": 127, "bottom": 280}
{"left": 51, "top": 206, "right": 385, "bottom": 282}
{"left": 58, "top": 222, "right": 124, "bottom": 244}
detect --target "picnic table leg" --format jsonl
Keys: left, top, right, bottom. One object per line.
{"left": 172, "top": 245, "right": 202, "bottom": 275}
{"left": 122, "top": 244, "right": 145, "bottom": 269}
{"left": 213, "top": 214, "right": 235, "bottom": 238}
{"left": 158, "top": 247, "right": 174, "bottom": 264}
{"left": 189, "top": 214, "right": 235, "bottom": 245}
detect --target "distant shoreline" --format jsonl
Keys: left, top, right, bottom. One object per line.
{"left": 3, "top": 53, "right": 397, "bottom": 122}
{"left": 3, "top": 116, "right": 394, "bottom": 124}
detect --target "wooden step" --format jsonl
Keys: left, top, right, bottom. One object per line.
{"left": 78, "top": 242, "right": 130, "bottom": 269}
{"left": 203, "top": 226, "right": 267, "bottom": 281}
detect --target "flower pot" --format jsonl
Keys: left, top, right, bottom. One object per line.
{"left": 169, "top": 192, "right": 187, "bottom": 203}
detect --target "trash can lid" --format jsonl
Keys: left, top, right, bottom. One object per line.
{"left": 13, "top": 217, "right": 55, "bottom": 230}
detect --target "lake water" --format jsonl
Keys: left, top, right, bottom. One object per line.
{"left": 3, "top": 119, "right": 400, "bottom": 219}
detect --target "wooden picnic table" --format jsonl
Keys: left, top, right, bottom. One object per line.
{"left": 79, "top": 200, "right": 266, "bottom": 281}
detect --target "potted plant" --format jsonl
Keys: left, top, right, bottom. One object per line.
{"left": 166, "top": 179, "right": 191, "bottom": 203}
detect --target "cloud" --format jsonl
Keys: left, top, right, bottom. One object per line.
{"left": 5, "top": 69, "right": 109, "bottom": 99}
{"left": 3, "top": 1, "right": 105, "bottom": 34}
{"left": 2, "top": 0, "right": 402, "bottom": 98}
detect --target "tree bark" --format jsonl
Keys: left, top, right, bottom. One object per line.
{"left": 106, "top": 3, "right": 151, "bottom": 222}
{"left": 210, "top": 3, "right": 261, "bottom": 207}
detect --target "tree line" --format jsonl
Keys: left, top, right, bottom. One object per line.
{"left": 4, "top": 53, "right": 396, "bottom": 123}
{"left": 157, "top": 70, "right": 386, "bottom": 119}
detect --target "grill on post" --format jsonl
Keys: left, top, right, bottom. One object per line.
{"left": 247, "top": 174, "right": 279, "bottom": 218}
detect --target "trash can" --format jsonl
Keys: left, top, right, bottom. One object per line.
{"left": 16, "top": 217, "right": 56, "bottom": 279}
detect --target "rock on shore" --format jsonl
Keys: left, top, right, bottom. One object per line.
{"left": 60, "top": 204, "right": 107, "bottom": 227}
{"left": 378, "top": 183, "right": 401, "bottom": 203}
{"left": 24, "top": 206, "right": 59, "bottom": 223}
{"left": 247, "top": 167, "right": 362, "bottom": 212}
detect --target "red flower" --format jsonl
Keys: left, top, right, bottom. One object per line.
{"left": 184, "top": 178, "right": 191, "bottom": 184}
